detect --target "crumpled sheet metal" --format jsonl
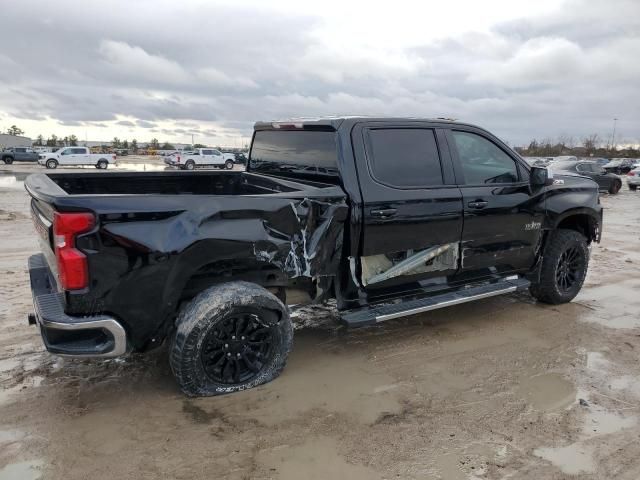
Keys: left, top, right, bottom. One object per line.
{"left": 102, "top": 193, "right": 348, "bottom": 281}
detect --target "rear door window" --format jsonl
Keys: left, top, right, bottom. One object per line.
{"left": 451, "top": 131, "right": 519, "bottom": 184}
{"left": 366, "top": 128, "right": 443, "bottom": 188}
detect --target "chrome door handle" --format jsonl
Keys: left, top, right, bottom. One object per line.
{"left": 370, "top": 208, "right": 397, "bottom": 218}
{"left": 468, "top": 200, "right": 488, "bottom": 209}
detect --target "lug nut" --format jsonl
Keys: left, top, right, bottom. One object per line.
{"left": 227, "top": 352, "right": 231, "bottom": 357}
{"left": 231, "top": 335, "right": 236, "bottom": 340}
{"left": 241, "top": 336, "right": 245, "bottom": 340}
{"left": 236, "top": 353, "right": 241, "bottom": 358}
{"left": 224, "top": 343, "right": 229, "bottom": 348}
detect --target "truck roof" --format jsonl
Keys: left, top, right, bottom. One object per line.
{"left": 254, "top": 116, "right": 481, "bottom": 131}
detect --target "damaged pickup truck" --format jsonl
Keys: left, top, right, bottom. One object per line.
{"left": 25, "top": 118, "right": 603, "bottom": 396}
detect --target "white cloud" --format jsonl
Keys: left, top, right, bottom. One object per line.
{"left": 99, "top": 40, "right": 190, "bottom": 85}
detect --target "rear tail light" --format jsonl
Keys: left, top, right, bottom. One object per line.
{"left": 176, "top": 156, "right": 180, "bottom": 163}
{"left": 53, "top": 212, "right": 95, "bottom": 290}
{"left": 628, "top": 171, "right": 636, "bottom": 176}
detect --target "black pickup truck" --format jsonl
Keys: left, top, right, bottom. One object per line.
{"left": 25, "top": 118, "right": 603, "bottom": 396}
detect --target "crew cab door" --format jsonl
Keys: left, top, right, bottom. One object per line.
{"left": 445, "top": 128, "right": 545, "bottom": 279}
{"left": 14, "top": 147, "right": 27, "bottom": 160}
{"left": 211, "top": 149, "right": 223, "bottom": 165}
{"left": 352, "top": 122, "right": 463, "bottom": 291}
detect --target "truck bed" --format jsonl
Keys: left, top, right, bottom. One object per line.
{"left": 24, "top": 169, "right": 348, "bottom": 350}
{"left": 27, "top": 170, "right": 307, "bottom": 197}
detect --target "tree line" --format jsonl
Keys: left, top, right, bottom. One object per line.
{"left": 514, "top": 134, "right": 639, "bottom": 158}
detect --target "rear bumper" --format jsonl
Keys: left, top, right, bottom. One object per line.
{"left": 28, "top": 254, "right": 127, "bottom": 358}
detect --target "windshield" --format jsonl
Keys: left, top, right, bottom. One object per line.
{"left": 249, "top": 130, "right": 339, "bottom": 184}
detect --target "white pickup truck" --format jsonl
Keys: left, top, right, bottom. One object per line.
{"left": 166, "top": 148, "right": 235, "bottom": 170}
{"left": 39, "top": 147, "right": 116, "bottom": 169}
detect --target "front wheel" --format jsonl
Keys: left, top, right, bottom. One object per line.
{"left": 630, "top": 185, "right": 638, "bottom": 191}
{"left": 530, "top": 229, "right": 589, "bottom": 305}
{"left": 184, "top": 161, "right": 195, "bottom": 170}
{"left": 45, "top": 159, "right": 58, "bottom": 169}
{"left": 97, "top": 160, "right": 108, "bottom": 169}
{"left": 225, "top": 160, "right": 234, "bottom": 170}
{"left": 609, "top": 180, "right": 621, "bottom": 194}
{"left": 2, "top": 158, "right": 13, "bottom": 165}
{"left": 170, "top": 282, "right": 293, "bottom": 396}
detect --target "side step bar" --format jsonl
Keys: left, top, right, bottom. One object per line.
{"left": 341, "top": 277, "right": 530, "bottom": 328}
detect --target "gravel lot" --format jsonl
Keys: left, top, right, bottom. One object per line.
{"left": 1, "top": 161, "right": 639, "bottom": 479}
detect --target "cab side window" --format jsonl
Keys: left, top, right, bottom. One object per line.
{"left": 452, "top": 131, "right": 519, "bottom": 185}
{"left": 366, "top": 128, "right": 444, "bottom": 188}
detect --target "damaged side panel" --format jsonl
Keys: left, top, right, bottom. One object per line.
{"left": 360, "top": 243, "right": 460, "bottom": 286}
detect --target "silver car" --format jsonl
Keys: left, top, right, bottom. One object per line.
{"left": 627, "top": 166, "right": 640, "bottom": 191}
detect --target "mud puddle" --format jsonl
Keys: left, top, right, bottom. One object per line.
{"left": 113, "top": 162, "right": 169, "bottom": 172}
{"left": 517, "top": 372, "right": 576, "bottom": 411}
{"left": 0, "top": 460, "right": 43, "bottom": 480}
{"left": 0, "top": 176, "right": 24, "bottom": 190}
{"left": 257, "top": 436, "right": 381, "bottom": 480}
{"left": 576, "top": 278, "right": 640, "bottom": 328}
{"left": 207, "top": 329, "right": 403, "bottom": 425}
{"left": 534, "top": 444, "right": 596, "bottom": 475}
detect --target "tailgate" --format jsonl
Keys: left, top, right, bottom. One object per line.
{"left": 30, "top": 198, "right": 58, "bottom": 284}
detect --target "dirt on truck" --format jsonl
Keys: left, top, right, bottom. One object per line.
{"left": 23, "top": 117, "right": 602, "bottom": 397}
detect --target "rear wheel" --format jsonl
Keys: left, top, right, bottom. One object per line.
{"left": 530, "top": 229, "right": 589, "bottom": 304}
{"left": 97, "top": 160, "right": 108, "bottom": 169}
{"left": 609, "top": 180, "right": 621, "bottom": 194}
{"left": 45, "top": 159, "right": 58, "bottom": 169}
{"left": 184, "top": 160, "right": 195, "bottom": 170}
{"left": 170, "top": 281, "right": 293, "bottom": 396}
{"left": 225, "top": 159, "right": 234, "bottom": 170}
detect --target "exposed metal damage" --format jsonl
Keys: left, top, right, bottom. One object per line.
{"left": 361, "top": 243, "right": 459, "bottom": 286}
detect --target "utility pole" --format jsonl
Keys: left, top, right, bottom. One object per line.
{"left": 611, "top": 118, "right": 618, "bottom": 152}
{"left": 191, "top": 134, "right": 194, "bottom": 147}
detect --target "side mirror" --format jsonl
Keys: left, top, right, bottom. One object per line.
{"left": 530, "top": 166, "right": 554, "bottom": 188}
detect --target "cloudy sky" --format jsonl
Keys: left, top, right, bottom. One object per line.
{"left": 1, "top": 0, "right": 638, "bottom": 147}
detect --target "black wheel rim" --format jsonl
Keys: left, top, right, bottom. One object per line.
{"left": 200, "top": 312, "right": 276, "bottom": 384}
{"left": 555, "top": 246, "right": 584, "bottom": 292}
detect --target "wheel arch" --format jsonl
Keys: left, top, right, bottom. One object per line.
{"left": 553, "top": 211, "right": 601, "bottom": 243}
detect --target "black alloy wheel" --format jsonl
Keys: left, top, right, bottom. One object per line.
{"left": 200, "top": 312, "right": 275, "bottom": 384}
{"left": 555, "top": 245, "right": 585, "bottom": 293}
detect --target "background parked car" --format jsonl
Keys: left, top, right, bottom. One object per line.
{"left": 626, "top": 167, "right": 640, "bottom": 191}
{"left": 1, "top": 147, "right": 40, "bottom": 164}
{"left": 554, "top": 160, "right": 622, "bottom": 194}
{"left": 603, "top": 158, "right": 636, "bottom": 175}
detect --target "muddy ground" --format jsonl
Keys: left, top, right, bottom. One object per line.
{"left": 1, "top": 161, "right": 639, "bottom": 479}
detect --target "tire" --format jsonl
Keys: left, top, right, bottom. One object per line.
{"left": 530, "top": 229, "right": 589, "bottom": 305}
{"left": 225, "top": 160, "right": 234, "bottom": 170}
{"left": 184, "top": 161, "right": 195, "bottom": 170}
{"left": 170, "top": 281, "right": 293, "bottom": 396}
{"left": 2, "top": 157, "right": 13, "bottom": 165}
{"left": 97, "top": 160, "right": 108, "bottom": 169}
{"left": 609, "top": 180, "right": 621, "bottom": 194}
{"left": 630, "top": 185, "right": 638, "bottom": 191}
{"left": 45, "top": 159, "right": 58, "bottom": 169}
